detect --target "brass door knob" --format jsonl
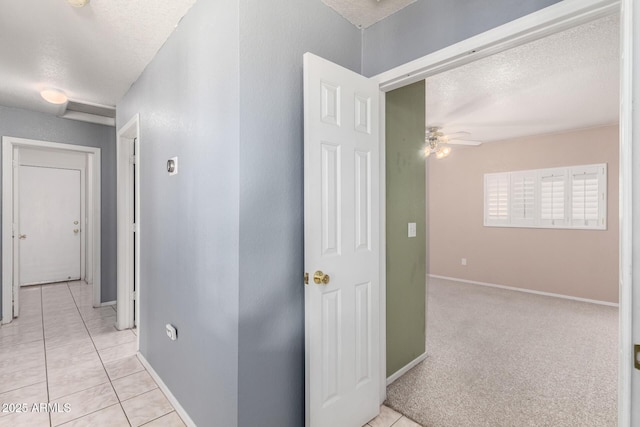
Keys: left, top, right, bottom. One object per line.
{"left": 313, "top": 271, "right": 330, "bottom": 285}
{"left": 18, "top": 234, "right": 27, "bottom": 240}
{"left": 73, "top": 229, "right": 79, "bottom": 234}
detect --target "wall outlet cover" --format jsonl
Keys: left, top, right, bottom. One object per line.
{"left": 166, "top": 323, "right": 177, "bottom": 341}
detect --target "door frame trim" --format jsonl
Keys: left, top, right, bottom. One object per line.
{"left": 372, "top": 0, "right": 630, "bottom": 423}
{"left": 1, "top": 136, "right": 102, "bottom": 323}
{"left": 116, "top": 114, "right": 140, "bottom": 333}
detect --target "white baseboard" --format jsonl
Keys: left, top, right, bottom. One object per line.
{"left": 137, "top": 352, "right": 197, "bottom": 427}
{"left": 428, "top": 274, "right": 619, "bottom": 307}
{"left": 386, "top": 352, "right": 427, "bottom": 386}
{"left": 100, "top": 300, "right": 116, "bottom": 307}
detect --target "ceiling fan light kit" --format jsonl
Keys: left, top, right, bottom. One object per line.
{"left": 424, "top": 126, "right": 482, "bottom": 159}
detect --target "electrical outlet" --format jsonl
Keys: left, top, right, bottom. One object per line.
{"left": 461, "top": 258, "right": 467, "bottom": 266}
{"left": 166, "top": 324, "right": 178, "bottom": 341}
{"left": 408, "top": 223, "right": 417, "bottom": 238}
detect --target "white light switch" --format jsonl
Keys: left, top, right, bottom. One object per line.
{"left": 461, "top": 258, "right": 467, "bottom": 266}
{"left": 408, "top": 223, "right": 417, "bottom": 238}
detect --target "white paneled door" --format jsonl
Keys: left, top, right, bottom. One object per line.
{"left": 18, "top": 166, "right": 82, "bottom": 286}
{"left": 303, "top": 52, "right": 380, "bottom": 427}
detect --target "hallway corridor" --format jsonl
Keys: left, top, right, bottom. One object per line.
{"left": 0, "top": 282, "right": 184, "bottom": 426}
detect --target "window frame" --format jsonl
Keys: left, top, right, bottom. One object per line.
{"left": 483, "top": 163, "right": 607, "bottom": 230}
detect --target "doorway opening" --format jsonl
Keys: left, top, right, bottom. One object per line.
{"left": 372, "top": 0, "right": 630, "bottom": 424}
{"left": 116, "top": 114, "right": 140, "bottom": 332}
{"left": 1, "top": 137, "right": 102, "bottom": 323}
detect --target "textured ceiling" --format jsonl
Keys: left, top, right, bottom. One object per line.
{"left": 426, "top": 14, "right": 620, "bottom": 144}
{"left": 322, "top": 0, "right": 416, "bottom": 28}
{"left": 0, "top": 0, "right": 196, "bottom": 117}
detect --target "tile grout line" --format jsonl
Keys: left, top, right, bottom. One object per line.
{"left": 45, "top": 282, "right": 89, "bottom": 426}
{"left": 67, "top": 281, "right": 134, "bottom": 427}
{"left": 39, "top": 285, "right": 53, "bottom": 427}
{"left": 138, "top": 410, "right": 176, "bottom": 426}
{"left": 45, "top": 282, "right": 118, "bottom": 426}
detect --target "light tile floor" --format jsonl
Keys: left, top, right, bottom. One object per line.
{"left": 364, "top": 405, "right": 422, "bottom": 427}
{"left": 1, "top": 281, "right": 419, "bottom": 427}
{"left": 0, "top": 281, "right": 184, "bottom": 427}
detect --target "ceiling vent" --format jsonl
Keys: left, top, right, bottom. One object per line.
{"left": 60, "top": 100, "right": 116, "bottom": 127}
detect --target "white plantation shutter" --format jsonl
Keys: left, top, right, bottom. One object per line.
{"left": 540, "top": 170, "right": 566, "bottom": 226}
{"left": 511, "top": 171, "right": 536, "bottom": 225}
{"left": 570, "top": 164, "right": 606, "bottom": 229}
{"left": 484, "top": 173, "right": 510, "bottom": 225}
{"left": 484, "top": 164, "right": 606, "bottom": 230}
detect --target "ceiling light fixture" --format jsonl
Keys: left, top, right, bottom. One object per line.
{"left": 424, "top": 127, "right": 451, "bottom": 159}
{"left": 40, "top": 88, "right": 68, "bottom": 105}
{"left": 424, "top": 145, "right": 451, "bottom": 159}
{"left": 424, "top": 126, "right": 483, "bottom": 159}
{"left": 66, "top": 0, "right": 90, "bottom": 8}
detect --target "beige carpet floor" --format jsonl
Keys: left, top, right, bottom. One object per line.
{"left": 386, "top": 277, "right": 618, "bottom": 427}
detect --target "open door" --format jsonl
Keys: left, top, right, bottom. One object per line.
{"left": 303, "top": 52, "right": 381, "bottom": 427}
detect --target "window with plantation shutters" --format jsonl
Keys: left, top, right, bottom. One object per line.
{"left": 571, "top": 165, "right": 606, "bottom": 228}
{"left": 484, "top": 173, "right": 510, "bottom": 225}
{"left": 511, "top": 171, "right": 536, "bottom": 226}
{"left": 484, "top": 163, "right": 606, "bottom": 230}
{"left": 539, "top": 169, "right": 566, "bottom": 226}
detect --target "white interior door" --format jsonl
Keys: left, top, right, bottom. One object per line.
{"left": 18, "top": 166, "right": 82, "bottom": 286}
{"left": 304, "top": 52, "right": 380, "bottom": 427}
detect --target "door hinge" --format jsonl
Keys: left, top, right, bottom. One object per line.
{"left": 130, "top": 155, "right": 137, "bottom": 165}
{"left": 304, "top": 272, "right": 309, "bottom": 285}
{"left": 635, "top": 344, "right": 640, "bottom": 370}
{"left": 131, "top": 291, "right": 137, "bottom": 300}
{"left": 131, "top": 223, "right": 137, "bottom": 233}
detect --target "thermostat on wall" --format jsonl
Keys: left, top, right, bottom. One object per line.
{"left": 167, "top": 157, "right": 178, "bottom": 175}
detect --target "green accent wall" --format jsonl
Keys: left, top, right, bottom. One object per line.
{"left": 386, "top": 81, "right": 426, "bottom": 377}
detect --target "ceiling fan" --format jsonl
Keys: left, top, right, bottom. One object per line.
{"left": 424, "top": 126, "right": 483, "bottom": 159}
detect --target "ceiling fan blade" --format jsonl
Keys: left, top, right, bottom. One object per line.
{"left": 443, "top": 131, "right": 471, "bottom": 139}
{"left": 447, "top": 139, "right": 483, "bottom": 146}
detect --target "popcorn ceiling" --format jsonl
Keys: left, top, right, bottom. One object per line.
{"left": 425, "top": 14, "right": 620, "bottom": 144}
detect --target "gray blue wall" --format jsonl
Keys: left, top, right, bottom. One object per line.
{"left": 0, "top": 105, "right": 116, "bottom": 320}
{"left": 116, "top": 1, "right": 240, "bottom": 426}
{"left": 362, "top": 0, "right": 562, "bottom": 76}
{"left": 237, "top": 1, "right": 360, "bottom": 425}
{"left": 115, "top": 0, "right": 576, "bottom": 425}
{"left": 116, "top": 0, "right": 360, "bottom": 425}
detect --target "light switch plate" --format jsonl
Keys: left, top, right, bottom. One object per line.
{"left": 408, "top": 222, "right": 417, "bottom": 238}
